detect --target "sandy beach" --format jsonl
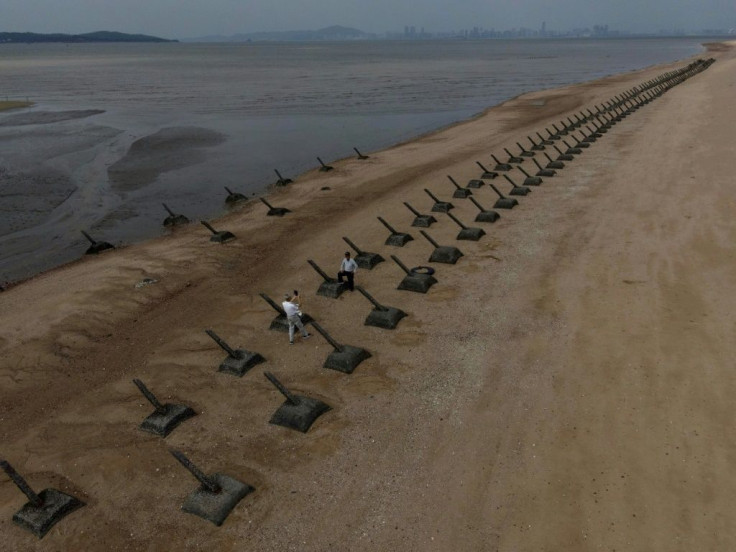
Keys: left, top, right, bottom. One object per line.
{"left": 1, "top": 41, "right": 735, "bottom": 551}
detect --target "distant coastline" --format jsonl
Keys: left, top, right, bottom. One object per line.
{"left": 0, "top": 31, "right": 176, "bottom": 43}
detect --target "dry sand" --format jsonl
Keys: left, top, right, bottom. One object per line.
{"left": 1, "top": 42, "right": 735, "bottom": 551}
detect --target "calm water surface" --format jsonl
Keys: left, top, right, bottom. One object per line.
{"left": 0, "top": 38, "right": 706, "bottom": 281}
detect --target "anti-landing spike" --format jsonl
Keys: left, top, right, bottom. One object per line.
{"left": 424, "top": 189, "right": 454, "bottom": 213}
{"left": 445, "top": 212, "right": 486, "bottom": 241}
{"left": 487, "top": 182, "right": 518, "bottom": 209}
{"left": 264, "top": 372, "right": 331, "bottom": 432}
{"left": 342, "top": 236, "right": 384, "bottom": 269}
{"left": 307, "top": 259, "right": 346, "bottom": 298}
{"left": 1, "top": 459, "right": 84, "bottom": 538}
{"left": 403, "top": 202, "right": 437, "bottom": 227}
{"left": 391, "top": 254, "right": 437, "bottom": 293}
{"left": 468, "top": 196, "right": 500, "bottom": 223}
{"left": 169, "top": 449, "right": 254, "bottom": 526}
{"left": 353, "top": 147, "right": 369, "bottom": 160}
{"left": 274, "top": 169, "right": 293, "bottom": 186}
{"left": 502, "top": 174, "right": 531, "bottom": 196}
{"left": 317, "top": 157, "right": 334, "bottom": 172}
{"left": 356, "top": 286, "right": 407, "bottom": 329}
{"left": 310, "top": 321, "right": 371, "bottom": 373}
{"left": 476, "top": 161, "right": 498, "bottom": 179}
{"left": 533, "top": 157, "right": 556, "bottom": 177}
{"left": 447, "top": 175, "right": 472, "bottom": 198}
{"left": 419, "top": 230, "right": 464, "bottom": 264}
{"left": 377, "top": 216, "right": 413, "bottom": 247}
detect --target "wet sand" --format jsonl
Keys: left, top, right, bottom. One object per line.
{"left": 0, "top": 111, "right": 232, "bottom": 284}
{"left": 1, "top": 43, "right": 735, "bottom": 551}
{"left": 107, "top": 126, "right": 227, "bottom": 191}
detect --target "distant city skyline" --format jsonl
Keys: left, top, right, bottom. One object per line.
{"left": 186, "top": 21, "right": 734, "bottom": 43}
{"left": 2, "top": 0, "right": 734, "bottom": 40}
{"left": 384, "top": 22, "right": 733, "bottom": 41}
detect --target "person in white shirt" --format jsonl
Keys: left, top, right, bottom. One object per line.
{"left": 282, "top": 291, "right": 310, "bottom": 345}
{"left": 337, "top": 251, "right": 358, "bottom": 291}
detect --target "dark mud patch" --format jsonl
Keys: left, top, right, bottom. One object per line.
{"left": 0, "top": 167, "right": 76, "bottom": 236}
{"left": 107, "top": 127, "right": 226, "bottom": 191}
{"left": 0, "top": 110, "right": 105, "bottom": 127}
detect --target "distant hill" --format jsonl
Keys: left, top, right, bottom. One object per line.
{"left": 185, "top": 25, "right": 372, "bottom": 43}
{"left": 0, "top": 31, "right": 177, "bottom": 43}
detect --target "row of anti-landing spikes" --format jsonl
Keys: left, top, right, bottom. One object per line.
{"left": 50, "top": 143, "right": 388, "bottom": 523}
{"left": 635, "top": 58, "right": 714, "bottom": 93}
{"left": 501, "top": 102, "right": 632, "bottom": 171}
{"left": 87, "top": 196, "right": 295, "bottom": 253}
{"left": 385, "top": 193, "right": 505, "bottom": 251}
{"left": 150, "top": 89, "right": 667, "bottom": 255}
{"left": 189, "top": 282, "right": 415, "bottom": 409}
{"left": 527, "top": 61, "right": 708, "bottom": 179}
{"left": 258, "top": 285, "right": 404, "bottom": 332}
{"left": 614, "top": 58, "right": 713, "bottom": 100}
{"left": 132, "top": 368, "right": 329, "bottom": 525}
{"left": 307, "top": 232, "right": 448, "bottom": 296}
{"left": 82, "top": 60, "right": 713, "bottom": 256}
{"left": 95, "top": 58, "right": 713, "bottom": 256}
{"left": 307, "top": 242, "right": 443, "bottom": 299}
{"left": 383, "top": 60, "right": 714, "bottom": 329}
{"left": 162, "top": 61, "right": 712, "bottom": 255}
{"left": 46, "top": 59, "right": 732, "bottom": 536}
{"left": 24, "top": 57, "right": 721, "bottom": 526}
{"left": 349, "top": 224, "right": 470, "bottom": 268}
{"left": 82, "top": 147, "right": 376, "bottom": 253}
{"left": 180, "top": 146, "right": 371, "bottom": 222}
{"left": 480, "top": 59, "right": 713, "bottom": 185}
{"left": 541, "top": 96, "right": 648, "bottom": 142}
{"left": 275, "top": 146, "right": 370, "bottom": 184}
{"left": 8, "top": 153, "right": 393, "bottom": 535}
{"left": 83, "top": 81, "right": 688, "bottom": 254}
{"left": 555, "top": 59, "right": 714, "bottom": 133}
{"left": 10, "top": 191, "right": 496, "bottom": 535}
{"left": 7, "top": 57, "right": 715, "bottom": 538}
{"left": 164, "top": 371, "right": 331, "bottom": 523}
{"left": 134, "top": 367, "right": 329, "bottom": 435}
{"left": 416, "top": 59, "right": 715, "bottom": 237}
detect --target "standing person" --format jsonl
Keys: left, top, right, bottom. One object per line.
{"left": 337, "top": 251, "right": 358, "bottom": 291}
{"left": 282, "top": 291, "right": 310, "bottom": 345}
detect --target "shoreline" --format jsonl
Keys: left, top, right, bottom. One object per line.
{"left": 2, "top": 42, "right": 735, "bottom": 550}
{"left": 0, "top": 38, "right": 708, "bottom": 286}
{"left": 0, "top": 60, "right": 622, "bottom": 292}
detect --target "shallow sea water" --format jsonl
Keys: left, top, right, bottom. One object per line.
{"left": 0, "top": 38, "right": 706, "bottom": 281}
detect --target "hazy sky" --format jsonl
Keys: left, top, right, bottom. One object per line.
{"left": 2, "top": 0, "right": 734, "bottom": 38}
